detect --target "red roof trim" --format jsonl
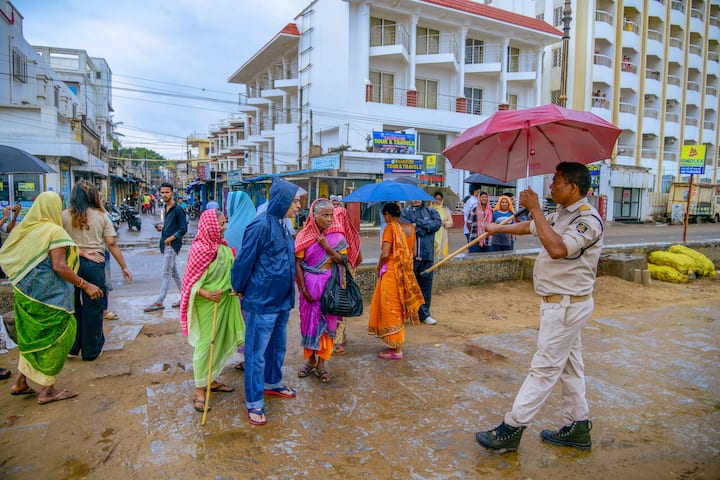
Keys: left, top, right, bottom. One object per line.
{"left": 278, "top": 23, "right": 300, "bottom": 37}
{"left": 420, "top": 0, "right": 561, "bottom": 36}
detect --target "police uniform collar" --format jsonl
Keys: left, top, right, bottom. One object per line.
{"left": 559, "top": 197, "right": 589, "bottom": 214}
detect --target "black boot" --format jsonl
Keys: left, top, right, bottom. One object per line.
{"left": 541, "top": 420, "right": 592, "bottom": 450}
{"left": 475, "top": 422, "right": 526, "bottom": 452}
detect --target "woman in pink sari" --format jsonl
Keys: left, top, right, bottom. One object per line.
{"left": 294, "top": 199, "right": 354, "bottom": 383}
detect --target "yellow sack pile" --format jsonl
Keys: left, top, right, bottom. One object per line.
{"left": 647, "top": 263, "right": 689, "bottom": 283}
{"left": 647, "top": 251, "right": 697, "bottom": 275}
{"left": 668, "top": 245, "right": 717, "bottom": 278}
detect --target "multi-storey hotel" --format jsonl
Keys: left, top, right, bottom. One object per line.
{"left": 536, "top": 0, "right": 719, "bottom": 221}
{"left": 209, "top": 0, "right": 561, "bottom": 202}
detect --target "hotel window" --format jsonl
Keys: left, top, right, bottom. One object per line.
{"left": 464, "top": 87, "right": 483, "bottom": 115}
{"left": 12, "top": 48, "right": 28, "bottom": 83}
{"left": 417, "top": 26, "right": 440, "bottom": 55}
{"left": 416, "top": 78, "right": 438, "bottom": 109}
{"left": 369, "top": 71, "right": 395, "bottom": 104}
{"left": 465, "top": 38, "right": 484, "bottom": 64}
{"left": 553, "top": 6, "right": 563, "bottom": 26}
{"left": 552, "top": 48, "right": 562, "bottom": 68}
{"left": 507, "top": 46, "right": 520, "bottom": 72}
{"left": 551, "top": 90, "right": 561, "bottom": 105}
{"left": 370, "top": 17, "right": 396, "bottom": 47}
{"left": 54, "top": 86, "right": 60, "bottom": 108}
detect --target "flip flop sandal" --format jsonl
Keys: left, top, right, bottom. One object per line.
{"left": 11, "top": 386, "right": 36, "bottom": 396}
{"left": 171, "top": 301, "right": 181, "bottom": 308}
{"left": 264, "top": 385, "right": 297, "bottom": 398}
{"left": 247, "top": 407, "right": 266, "bottom": 426}
{"left": 37, "top": 389, "right": 78, "bottom": 405}
{"left": 193, "top": 397, "right": 210, "bottom": 413}
{"left": 315, "top": 368, "right": 331, "bottom": 383}
{"left": 378, "top": 350, "right": 403, "bottom": 360}
{"left": 297, "top": 362, "right": 316, "bottom": 378}
{"left": 0, "top": 368, "right": 10, "bottom": 379}
{"left": 210, "top": 383, "right": 235, "bottom": 393}
{"left": 103, "top": 311, "right": 119, "bottom": 320}
{"left": 143, "top": 303, "right": 164, "bottom": 312}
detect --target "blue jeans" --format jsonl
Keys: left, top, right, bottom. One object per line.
{"left": 244, "top": 310, "right": 290, "bottom": 410}
{"left": 154, "top": 248, "right": 181, "bottom": 305}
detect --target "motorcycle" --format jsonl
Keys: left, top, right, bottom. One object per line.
{"left": 186, "top": 203, "right": 200, "bottom": 220}
{"left": 120, "top": 203, "right": 142, "bottom": 231}
{"left": 106, "top": 204, "right": 121, "bottom": 232}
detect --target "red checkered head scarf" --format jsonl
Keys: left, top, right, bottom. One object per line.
{"left": 179, "top": 209, "right": 227, "bottom": 336}
{"left": 294, "top": 199, "right": 361, "bottom": 266}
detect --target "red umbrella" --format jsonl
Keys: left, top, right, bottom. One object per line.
{"left": 442, "top": 104, "right": 621, "bottom": 182}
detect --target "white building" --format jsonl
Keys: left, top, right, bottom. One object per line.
{"left": 0, "top": 1, "right": 114, "bottom": 204}
{"left": 222, "top": 0, "right": 561, "bottom": 199}
{"left": 533, "top": 0, "right": 720, "bottom": 222}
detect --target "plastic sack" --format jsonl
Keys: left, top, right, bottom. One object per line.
{"left": 668, "top": 245, "right": 716, "bottom": 278}
{"left": 647, "top": 263, "right": 688, "bottom": 283}
{"left": 647, "top": 251, "right": 696, "bottom": 275}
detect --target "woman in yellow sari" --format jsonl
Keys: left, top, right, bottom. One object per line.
{"left": 0, "top": 192, "right": 102, "bottom": 404}
{"left": 431, "top": 191, "right": 454, "bottom": 259}
{"left": 368, "top": 202, "right": 424, "bottom": 359}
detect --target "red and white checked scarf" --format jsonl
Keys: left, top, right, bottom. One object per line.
{"left": 294, "top": 199, "right": 361, "bottom": 266}
{"left": 179, "top": 209, "right": 228, "bottom": 336}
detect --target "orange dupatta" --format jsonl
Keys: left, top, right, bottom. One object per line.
{"left": 388, "top": 221, "right": 424, "bottom": 325}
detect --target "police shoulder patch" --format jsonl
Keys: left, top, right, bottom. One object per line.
{"left": 576, "top": 222, "right": 589, "bottom": 234}
{"left": 580, "top": 204, "right": 592, "bottom": 211}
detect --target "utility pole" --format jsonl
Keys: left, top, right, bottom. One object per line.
{"left": 298, "top": 87, "right": 303, "bottom": 170}
{"left": 559, "top": 0, "right": 572, "bottom": 108}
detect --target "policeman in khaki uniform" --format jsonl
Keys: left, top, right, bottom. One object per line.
{"left": 476, "top": 162, "right": 603, "bottom": 452}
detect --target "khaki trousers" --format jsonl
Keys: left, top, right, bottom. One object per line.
{"left": 505, "top": 296, "right": 593, "bottom": 427}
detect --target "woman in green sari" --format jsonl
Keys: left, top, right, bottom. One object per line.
{"left": 179, "top": 209, "right": 244, "bottom": 412}
{"left": 0, "top": 192, "right": 102, "bottom": 404}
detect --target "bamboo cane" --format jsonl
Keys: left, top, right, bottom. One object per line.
{"left": 421, "top": 208, "right": 528, "bottom": 276}
{"left": 201, "top": 301, "right": 220, "bottom": 426}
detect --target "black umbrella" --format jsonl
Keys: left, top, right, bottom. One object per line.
{"left": 0, "top": 145, "right": 56, "bottom": 174}
{"left": 464, "top": 173, "right": 515, "bottom": 188}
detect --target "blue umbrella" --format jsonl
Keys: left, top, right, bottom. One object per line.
{"left": 342, "top": 180, "right": 434, "bottom": 203}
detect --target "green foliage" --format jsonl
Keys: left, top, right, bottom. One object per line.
{"left": 118, "top": 147, "right": 165, "bottom": 161}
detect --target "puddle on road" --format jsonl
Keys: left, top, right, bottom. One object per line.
{"left": 464, "top": 344, "right": 508, "bottom": 362}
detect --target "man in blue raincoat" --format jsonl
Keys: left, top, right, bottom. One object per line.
{"left": 231, "top": 178, "right": 302, "bottom": 426}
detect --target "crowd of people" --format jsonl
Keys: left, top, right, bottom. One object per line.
{"left": 0, "top": 162, "right": 605, "bottom": 452}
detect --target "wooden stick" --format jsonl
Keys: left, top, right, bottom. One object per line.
{"left": 201, "top": 301, "right": 220, "bottom": 426}
{"left": 421, "top": 208, "right": 528, "bottom": 276}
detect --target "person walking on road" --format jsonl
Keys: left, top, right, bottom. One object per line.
{"left": 475, "top": 162, "right": 603, "bottom": 452}
{"left": 231, "top": 178, "right": 302, "bottom": 426}
{"left": 145, "top": 183, "right": 187, "bottom": 312}
{"left": 401, "top": 200, "right": 441, "bottom": 325}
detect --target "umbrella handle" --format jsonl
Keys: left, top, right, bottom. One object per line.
{"left": 421, "top": 208, "right": 528, "bottom": 276}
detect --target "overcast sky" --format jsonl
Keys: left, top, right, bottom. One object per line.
{"left": 14, "top": 0, "right": 305, "bottom": 159}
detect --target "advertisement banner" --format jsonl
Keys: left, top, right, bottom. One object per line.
{"left": 426, "top": 155, "right": 437, "bottom": 174}
{"left": 373, "top": 131, "right": 416, "bottom": 154}
{"left": 384, "top": 159, "right": 423, "bottom": 174}
{"left": 679, "top": 145, "right": 706, "bottom": 175}
{"left": 311, "top": 154, "right": 340, "bottom": 170}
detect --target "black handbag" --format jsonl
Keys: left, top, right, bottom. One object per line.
{"left": 320, "top": 256, "right": 363, "bottom": 317}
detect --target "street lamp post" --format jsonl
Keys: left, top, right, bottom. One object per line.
{"left": 559, "top": 0, "right": 572, "bottom": 108}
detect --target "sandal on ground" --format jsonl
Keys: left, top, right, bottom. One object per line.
{"left": 315, "top": 368, "right": 331, "bottom": 383}
{"left": 234, "top": 362, "right": 245, "bottom": 371}
{"left": 378, "top": 349, "right": 403, "bottom": 360}
{"left": 193, "top": 397, "right": 210, "bottom": 413}
{"left": 247, "top": 407, "right": 267, "bottom": 426}
{"left": 0, "top": 368, "right": 10, "bottom": 379}
{"left": 210, "top": 383, "right": 235, "bottom": 393}
{"left": 171, "top": 301, "right": 181, "bottom": 308}
{"left": 103, "top": 311, "right": 119, "bottom": 320}
{"left": 333, "top": 345, "right": 346, "bottom": 355}
{"left": 264, "top": 385, "right": 297, "bottom": 398}
{"left": 37, "top": 389, "right": 78, "bottom": 405}
{"left": 11, "top": 385, "right": 36, "bottom": 396}
{"left": 143, "top": 303, "right": 164, "bottom": 312}
{"left": 297, "top": 362, "right": 316, "bottom": 378}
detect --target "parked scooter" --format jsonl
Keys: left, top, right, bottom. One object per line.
{"left": 120, "top": 203, "right": 142, "bottom": 231}
{"left": 106, "top": 203, "right": 121, "bottom": 232}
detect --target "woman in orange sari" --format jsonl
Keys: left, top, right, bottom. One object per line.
{"left": 368, "top": 202, "right": 424, "bottom": 359}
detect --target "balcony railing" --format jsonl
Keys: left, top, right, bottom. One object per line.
{"left": 595, "top": 10, "right": 614, "bottom": 25}
{"left": 685, "top": 117, "right": 698, "bottom": 126}
{"left": 623, "top": 19, "right": 639, "bottom": 34}
{"left": 641, "top": 149, "right": 658, "bottom": 159}
{"left": 709, "top": 51, "right": 719, "bottom": 62}
{"left": 707, "top": 85, "right": 718, "bottom": 96}
{"left": 593, "top": 53, "right": 612, "bottom": 67}
{"left": 690, "top": 8, "right": 704, "bottom": 20}
{"left": 687, "top": 81, "right": 700, "bottom": 92}
{"left": 647, "top": 29, "right": 663, "bottom": 42}
{"left": 710, "top": 16, "right": 720, "bottom": 27}
{"left": 653, "top": 0, "right": 664, "bottom": 4}
{"left": 367, "top": 84, "right": 476, "bottom": 113}
{"left": 617, "top": 144, "right": 635, "bottom": 156}
{"left": 619, "top": 103, "right": 637, "bottom": 114}
{"left": 417, "top": 33, "right": 459, "bottom": 62}
{"left": 704, "top": 120, "right": 716, "bottom": 130}
{"left": 272, "top": 63, "right": 298, "bottom": 80}
{"left": 689, "top": 43, "right": 702, "bottom": 56}
{"left": 667, "top": 74, "right": 681, "bottom": 86}
{"left": 621, "top": 60, "right": 638, "bottom": 74}
{"left": 591, "top": 96, "right": 610, "bottom": 109}
{"left": 669, "top": 37, "right": 683, "bottom": 49}
{"left": 465, "top": 43, "right": 503, "bottom": 64}
{"left": 370, "top": 24, "right": 410, "bottom": 52}
{"left": 644, "top": 107, "right": 659, "bottom": 119}
{"left": 664, "top": 151, "right": 678, "bottom": 162}
{"left": 666, "top": 112, "right": 679, "bottom": 122}
{"left": 645, "top": 69, "right": 661, "bottom": 81}
{"left": 671, "top": 0, "right": 684, "bottom": 13}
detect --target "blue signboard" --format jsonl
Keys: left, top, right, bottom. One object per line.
{"left": 384, "top": 159, "right": 423, "bottom": 174}
{"left": 311, "top": 154, "right": 340, "bottom": 170}
{"left": 373, "top": 131, "right": 416, "bottom": 154}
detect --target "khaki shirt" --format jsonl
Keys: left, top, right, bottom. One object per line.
{"left": 62, "top": 208, "right": 116, "bottom": 254}
{"left": 530, "top": 198, "right": 603, "bottom": 296}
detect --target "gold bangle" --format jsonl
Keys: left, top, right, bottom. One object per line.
{"left": 78, "top": 279, "right": 85, "bottom": 289}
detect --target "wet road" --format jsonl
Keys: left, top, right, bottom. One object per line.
{"left": 0, "top": 213, "right": 718, "bottom": 479}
